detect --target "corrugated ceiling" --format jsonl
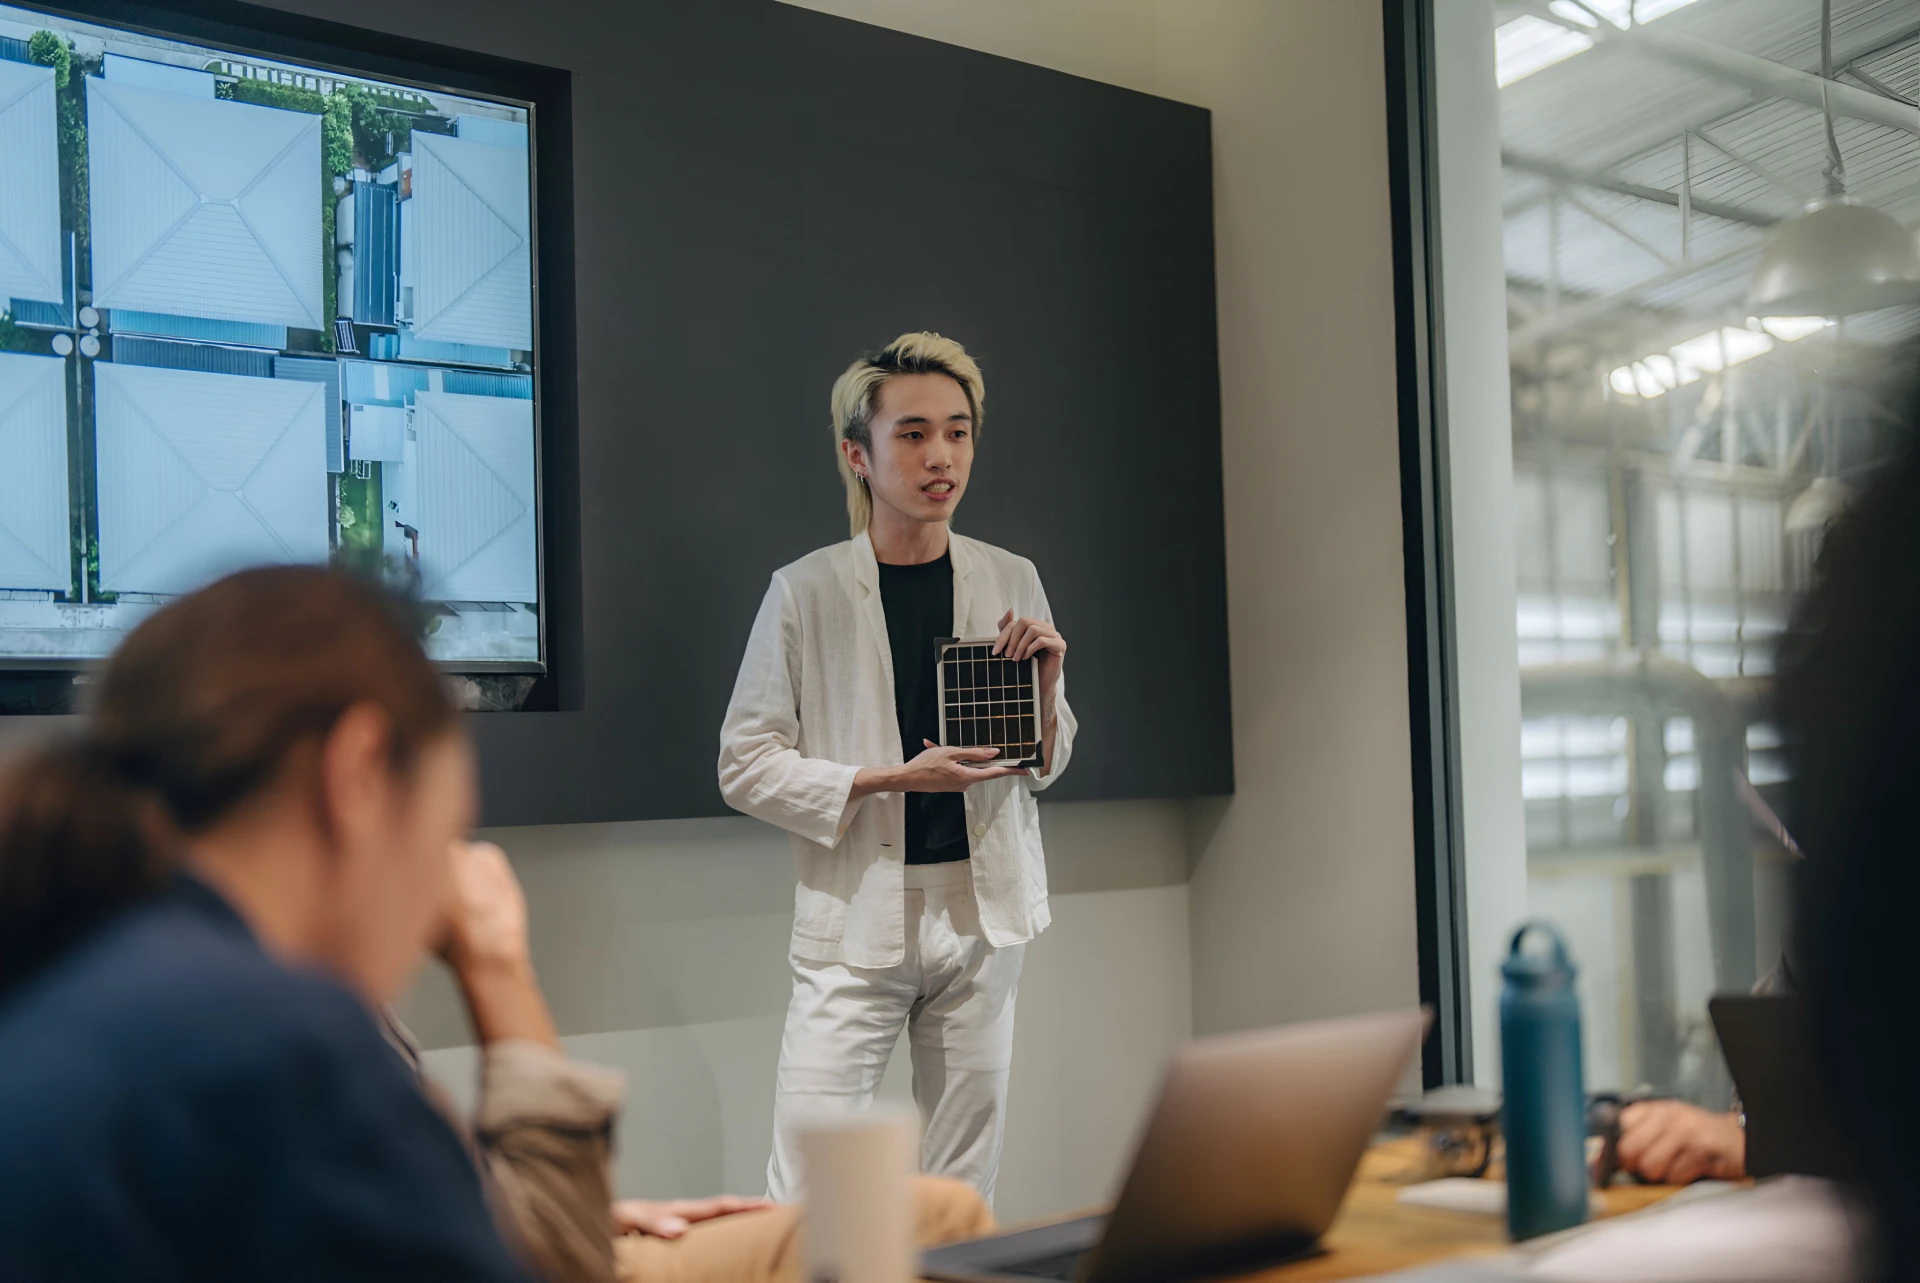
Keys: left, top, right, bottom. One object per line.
{"left": 1499, "top": 0, "right": 1920, "bottom": 351}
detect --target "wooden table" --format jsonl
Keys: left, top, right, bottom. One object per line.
{"left": 1235, "top": 1137, "right": 1679, "bottom": 1280}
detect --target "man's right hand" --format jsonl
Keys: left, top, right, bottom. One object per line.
{"left": 853, "top": 741, "right": 1028, "bottom": 798}
{"left": 439, "top": 840, "right": 561, "bottom": 1050}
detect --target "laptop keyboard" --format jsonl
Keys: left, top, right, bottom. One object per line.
{"left": 994, "top": 1249, "right": 1090, "bottom": 1281}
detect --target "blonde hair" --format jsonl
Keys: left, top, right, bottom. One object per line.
{"left": 830, "top": 332, "right": 985, "bottom": 536}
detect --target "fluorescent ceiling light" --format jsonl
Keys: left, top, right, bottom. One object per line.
{"left": 1607, "top": 319, "right": 1831, "bottom": 399}
{"left": 1758, "top": 315, "right": 1833, "bottom": 342}
{"left": 1496, "top": 15, "right": 1593, "bottom": 87}
{"left": 1549, "top": 0, "right": 1631, "bottom": 28}
{"left": 1669, "top": 325, "right": 1773, "bottom": 374}
{"left": 1634, "top": 0, "right": 1706, "bottom": 18}
{"left": 1499, "top": 0, "right": 1705, "bottom": 87}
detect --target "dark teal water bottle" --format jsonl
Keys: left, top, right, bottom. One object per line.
{"left": 1499, "top": 921, "right": 1587, "bottom": 1241}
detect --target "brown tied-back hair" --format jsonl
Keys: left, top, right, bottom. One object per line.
{"left": 0, "top": 565, "right": 456, "bottom": 995}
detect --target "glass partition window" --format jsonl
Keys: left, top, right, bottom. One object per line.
{"left": 1483, "top": 0, "right": 1920, "bottom": 1102}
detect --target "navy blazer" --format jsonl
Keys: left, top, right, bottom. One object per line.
{"left": 0, "top": 876, "right": 531, "bottom": 1282}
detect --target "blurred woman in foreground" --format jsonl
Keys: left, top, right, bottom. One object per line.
{"left": 0, "top": 565, "right": 990, "bottom": 1282}
{"left": 0, "top": 565, "right": 532, "bottom": 1280}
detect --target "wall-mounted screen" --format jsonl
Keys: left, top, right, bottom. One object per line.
{"left": 0, "top": 4, "right": 543, "bottom": 669}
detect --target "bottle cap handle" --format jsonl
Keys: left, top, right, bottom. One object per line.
{"left": 1507, "top": 919, "right": 1573, "bottom": 969}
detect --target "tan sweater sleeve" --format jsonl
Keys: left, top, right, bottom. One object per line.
{"left": 474, "top": 1039, "right": 628, "bottom": 1283}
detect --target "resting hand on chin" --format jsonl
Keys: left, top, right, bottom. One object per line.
{"left": 439, "top": 840, "right": 532, "bottom": 975}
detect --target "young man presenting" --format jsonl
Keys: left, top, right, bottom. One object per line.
{"left": 719, "top": 332, "right": 1074, "bottom": 1204}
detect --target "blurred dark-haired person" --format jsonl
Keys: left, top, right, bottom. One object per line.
{"left": 1775, "top": 424, "right": 1920, "bottom": 1280}
{"left": 0, "top": 565, "right": 536, "bottom": 1281}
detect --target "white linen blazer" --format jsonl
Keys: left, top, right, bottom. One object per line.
{"left": 717, "top": 530, "right": 1076, "bottom": 969}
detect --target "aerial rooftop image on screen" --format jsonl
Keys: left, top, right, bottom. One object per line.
{"left": 0, "top": 6, "right": 541, "bottom": 667}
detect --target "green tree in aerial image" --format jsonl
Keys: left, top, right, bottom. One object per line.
{"left": 30, "top": 34, "right": 92, "bottom": 293}
{"left": 323, "top": 91, "right": 353, "bottom": 177}
{"left": 27, "top": 30, "right": 68, "bottom": 87}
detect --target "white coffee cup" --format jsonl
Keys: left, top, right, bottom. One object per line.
{"left": 799, "top": 1107, "right": 917, "bottom": 1283}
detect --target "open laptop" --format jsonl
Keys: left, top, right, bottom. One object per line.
{"left": 922, "top": 1008, "right": 1427, "bottom": 1283}
{"left": 1708, "top": 993, "right": 1855, "bottom": 1181}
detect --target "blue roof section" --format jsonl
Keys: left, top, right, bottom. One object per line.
{"left": 396, "top": 330, "right": 515, "bottom": 368}
{"left": 112, "top": 337, "right": 275, "bottom": 378}
{"left": 9, "top": 298, "right": 67, "bottom": 328}
{"left": 351, "top": 183, "right": 399, "bottom": 327}
{"left": 106, "top": 310, "right": 289, "bottom": 349}
{"left": 341, "top": 359, "right": 431, "bottom": 407}
{"left": 442, "top": 370, "right": 532, "bottom": 399}
{"left": 274, "top": 356, "right": 345, "bottom": 473}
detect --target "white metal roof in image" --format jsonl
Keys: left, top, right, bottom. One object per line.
{"left": 0, "top": 353, "right": 70, "bottom": 592}
{"left": 94, "top": 362, "right": 328, "bottom": 595}
{"left": 409, "top": 388, "right": 536, "bottom": 603}
{"left": 0, "top": 59, "right": 63, "bottom": 305}
{"left": 87, "top": 76, "right": 323, "bottom": 330}
{"left": 405, "top": 130, "right": 532, "bottom": 351}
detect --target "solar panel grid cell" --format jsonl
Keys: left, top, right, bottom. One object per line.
{"left": 936, "top": 639, "right": 1044, "bottom": 768}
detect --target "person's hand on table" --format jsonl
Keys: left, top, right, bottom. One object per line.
{"left": 612, "top": 1195, "right": 772, "bottom": 1239}
{"left": 1615, "top": 1099, "right": 1746, "bottom": 1184}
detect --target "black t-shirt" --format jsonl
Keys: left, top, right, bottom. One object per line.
{"left": 878, "top": 553, "right": 970, "bottom": 865}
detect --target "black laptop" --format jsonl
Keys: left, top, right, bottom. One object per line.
{"left": 1708, "top": 993, "right": 1855, "bottom": 1181}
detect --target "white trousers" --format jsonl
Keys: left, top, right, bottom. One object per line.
{"left": 766, "top": 861, "right": 1026, "bottom": 1206}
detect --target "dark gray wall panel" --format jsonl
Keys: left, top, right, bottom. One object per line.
{"left": 70, "top": 0, "right": 1233, "bottom": 823}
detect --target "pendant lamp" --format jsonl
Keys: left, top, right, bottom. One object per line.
{"left": 1750, "top": 199, "right": 1920, "bottom": 316}
{"left": 1749, "top": 1, "right": 1920, "bottom": 316}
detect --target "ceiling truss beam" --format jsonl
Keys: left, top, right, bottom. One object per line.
{"left": 1541, "top": 12, "right": 1920, "bottom": 138}
{"left": 1503, "top": 150, "right": 1778, "bottom": 228}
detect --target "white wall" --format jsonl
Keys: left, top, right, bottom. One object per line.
{"left": 1159, "top": 3, "right": 1424, "bottom": 1035}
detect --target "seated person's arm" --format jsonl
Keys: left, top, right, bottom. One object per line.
{"left": 1615, "top": 1099, "right": 1746, "bottom": 1184}
{"left": 444, "top": 843, "right": 772, "bottom": 1265}
{"left": 217, "top": 978, "right": 536, "bottom": 1283}
{"left": 443, "top": 841, "right": 627, "bottom": 1282}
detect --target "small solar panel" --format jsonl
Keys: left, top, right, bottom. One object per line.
{"left": 937, "top": 638, "right": 1045, "bottom": 770}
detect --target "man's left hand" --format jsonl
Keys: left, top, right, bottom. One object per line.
{"left": 994, "top": 610, "right": 1066, "bottom": 704}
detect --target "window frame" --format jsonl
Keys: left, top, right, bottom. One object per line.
{"left": 1383, "top": 0, "right": 1474, "bottom": 1088}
